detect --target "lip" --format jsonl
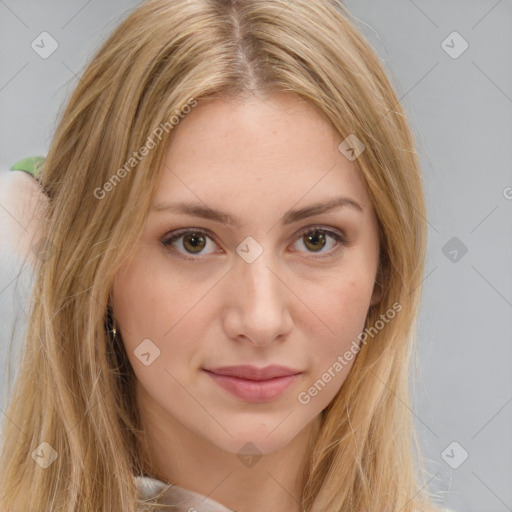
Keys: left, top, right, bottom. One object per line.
{"left": 203, "top": 365, "right": 302, "bottom": 403}
{"left": 204, "top": 364, "right": 301, "bottom": 380}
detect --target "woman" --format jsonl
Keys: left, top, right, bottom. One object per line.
{"left": 0, "top": 0, "right": 449, "bottom": 510}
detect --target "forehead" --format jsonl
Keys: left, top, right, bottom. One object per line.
{"left": 152, "top": 93, "right": 372, "bottom": 217}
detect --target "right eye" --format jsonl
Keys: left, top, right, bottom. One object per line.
{"left": 160, "top": 229, "right": 220, "bottom": 260}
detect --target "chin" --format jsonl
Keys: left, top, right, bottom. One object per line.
{"left": 208, "top": 417, "right": 310, "bottom": 457}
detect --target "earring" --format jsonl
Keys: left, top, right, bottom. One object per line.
{"left": 111, "top": 317, "right": 117, "bottom": 340}
{"left": 105, "top": 307, "right": 117, "bottom": 341}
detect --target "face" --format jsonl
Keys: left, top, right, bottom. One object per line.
{"left": 112, "top": 92, "right": 381, "bottom": 457}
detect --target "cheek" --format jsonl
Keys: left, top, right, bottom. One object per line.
{"left": 309, "top": 271, "right": 373, "bottom": 334}
{"left": 112, "top": 252, "right": 156, "bottom": 346}
{"left": 294, "top": 274, "right": 374, "bottom": 411}
{"left": 305, "top": 272, "right": 374, "bottom": 370}
{"left": 111, "top": 245, "right": 214, "bottom": 383}
{"left": 112, "top": 246, "right": 184, "bottom": 351}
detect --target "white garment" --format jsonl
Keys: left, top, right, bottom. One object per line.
{"left": 136, "top": 475, "right": 237, "bottom": 511}
{"left": 135, "top": 475, "right": 454, "bottom": 512}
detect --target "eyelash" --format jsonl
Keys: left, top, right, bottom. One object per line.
{"left": 160, "top": 225, "right": 348, "bottom": 262}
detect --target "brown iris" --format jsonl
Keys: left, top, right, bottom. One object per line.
{"left": 178, "top": 229, "right": 329, "bottom": 255}
{"left": 303, "top": 230, "right": 326, "bottom": 252}
{"left": 182, "top": 232, "right": 207, "bottom": 253}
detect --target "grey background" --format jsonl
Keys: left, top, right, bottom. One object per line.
{"left": 1, "top": 1, "right": 511, "bottom": 511}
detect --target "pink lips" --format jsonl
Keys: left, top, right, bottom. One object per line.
{"left": 203, "top": 365, "right": 301, "bottom": 402}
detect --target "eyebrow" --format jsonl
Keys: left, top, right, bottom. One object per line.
{"left": 150, "top": 195, "right": 363, "bottom": 227}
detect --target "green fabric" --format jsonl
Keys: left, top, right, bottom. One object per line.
{"left": 10, "top": 156, "right": 45, "bottom": 179}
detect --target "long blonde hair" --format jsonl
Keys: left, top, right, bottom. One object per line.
{"left": 0, "top": 0, "right": 436, "bottom": 510}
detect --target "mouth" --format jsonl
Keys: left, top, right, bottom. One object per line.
{"left": 203, "top": 365, "right": 302, "bottom": 403}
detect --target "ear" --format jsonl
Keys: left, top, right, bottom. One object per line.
{"left": 370, "top": 257, "right": 388, "bottom": 307}
{"left": 370, "top": 279, "right": 382, "bottom": 307}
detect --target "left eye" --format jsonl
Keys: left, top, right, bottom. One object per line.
{"left": 161, "top": 227, "right": 346, "bottom": 259}
{"left": 291, "top": 228, "right": 346, "bottom": 255}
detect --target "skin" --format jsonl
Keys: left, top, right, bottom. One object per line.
{"left": 112, "top": 92, "right": 382, "bottom": 512}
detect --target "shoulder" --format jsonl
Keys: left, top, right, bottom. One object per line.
{"left": 0, "top": 165, "right": 47, "bottom": 261}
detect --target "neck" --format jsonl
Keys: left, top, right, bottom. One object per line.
{"left": 137, "top": 386, "right": 321, "bottom": 512}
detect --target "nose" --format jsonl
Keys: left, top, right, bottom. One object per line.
{"left": 222, "top": 244, "right": 293, "bottom": 347}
